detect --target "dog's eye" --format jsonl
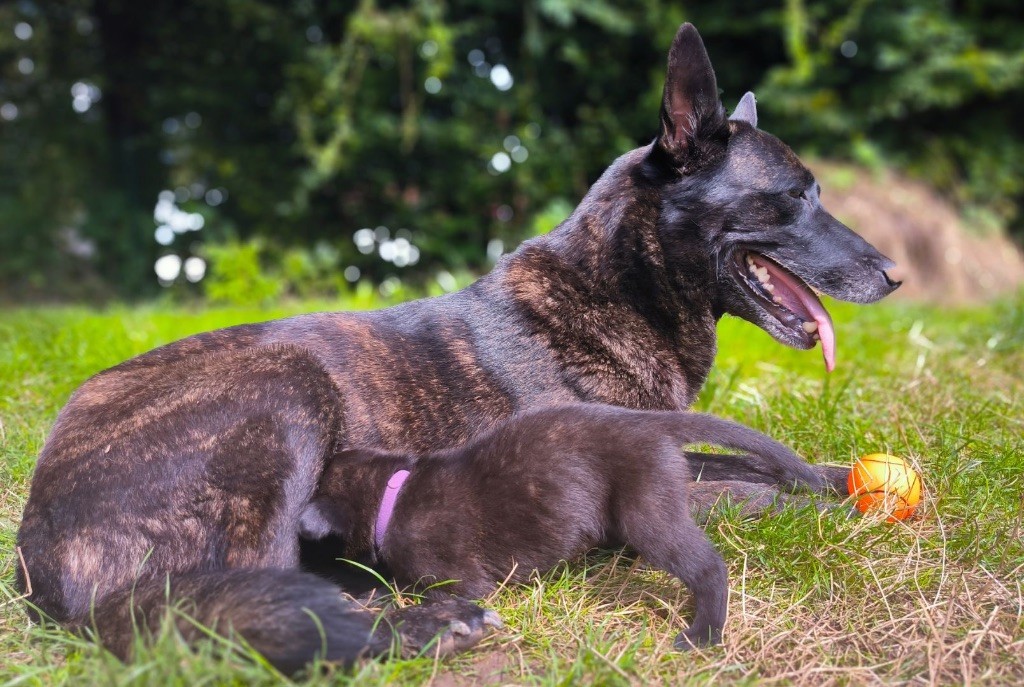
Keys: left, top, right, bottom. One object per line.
{"left": 787, "top": 189, "right": 807, "bottom": 200}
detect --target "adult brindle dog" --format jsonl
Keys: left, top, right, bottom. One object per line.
{"left": 16, "top": 23, "right": 899, "bottom": 673}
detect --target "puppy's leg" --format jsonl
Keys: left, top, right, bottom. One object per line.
{"left": 616, "top": 454, "right": 728, "bottom": 649}
{"left": 626, "top": 511, "right": 728, "bottom": 648}
{"left": 810, "top": 464, "right": 852, "bottom": 492}
{"left": 684, "top": 451, "right": 849, "bottom": 495}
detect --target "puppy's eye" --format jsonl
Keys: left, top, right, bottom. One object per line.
{"left": 787, "top": 189, "right": 807, "bottom": 200}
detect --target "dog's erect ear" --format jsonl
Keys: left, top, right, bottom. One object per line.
{"left": 729, "top": 91, "right": 757, "bottom": 128}
{"left": 657, "top": 23, "right": 727, "bottom": 169}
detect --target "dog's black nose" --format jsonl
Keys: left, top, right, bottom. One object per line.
{"left": 882, "top": 270, "right": 902, "bottom": 290}
{"left": 876, "top": 256, "right": 897, "bottom": 272}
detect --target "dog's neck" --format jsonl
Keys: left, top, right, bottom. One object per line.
{"left": 316, "top": 452, "right": 417, "bottom": 557}
{"left": 491, "top": 146, "right": 717, "bottom": 410}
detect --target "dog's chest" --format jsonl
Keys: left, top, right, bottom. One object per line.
{"left": 555, "top": 307, "right": 716, "bottom": 410}
{"left": 502, "top": 263, "right": 717, "bottom": 410}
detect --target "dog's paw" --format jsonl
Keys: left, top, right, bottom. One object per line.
{"left": 389, "top": 598, "right": 503, "bottom": 657}
{"left": 813, "top": 464, "right": 852, "bottom": 495}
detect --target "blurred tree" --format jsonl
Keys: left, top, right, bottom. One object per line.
{"left": 0, "top": 0, "right": 1021, "bottom": 300}
{"left": 751, "top": 0, "right": 1024, "bottom": 232}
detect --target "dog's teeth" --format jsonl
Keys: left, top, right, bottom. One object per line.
{"left": 773, "top": 296, "right": 782, "bottom": 304}
{"left": 756, "top": 268, "right": 770, "bottom": 284}
{"left": 802, "top": 321, "right": 818, "bottom": 334}
{"left": 745, "top": 255, "right": 754, "bottom": 266}
{"left": 765, "top": 283, "right": 775, "bottom": 292}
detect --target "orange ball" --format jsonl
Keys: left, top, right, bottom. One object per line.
{"left": 847, "top": 453, "right": 922, "bottom": 522}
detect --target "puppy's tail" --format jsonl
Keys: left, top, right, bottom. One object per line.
{"left": 66, "top": 568, "right": 395, "bottom": 674}
{"left": 661, "top": 411, "right": 826, "bottom": 491}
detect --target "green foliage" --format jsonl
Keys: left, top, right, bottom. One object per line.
{"left": 201, "top": 238, "right": 284, "bottom": 306}
{"left": 1, "top": 0, "right": 1022, "bottom": 299}
{"left": 752, "top": 0, "right": 1024, "bottom": 230}
{"left": 528, "top": 198, "right": 575, "bottom": 237}
{"left": 199, "top": 235, "right": 462, "bottom": 305}
{"left": 279, "top": 242, "right": 347, "bottom": 298}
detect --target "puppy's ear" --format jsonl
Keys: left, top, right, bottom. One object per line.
{"left": 656, "top": 23, "right": 728, "bottom": 172}
{"left": 729, "top": 91, "right": 757, "bottom": 128}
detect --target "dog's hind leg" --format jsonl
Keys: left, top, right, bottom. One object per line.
{"left": 684, "top": 451, "right": 849, "bottom": 494}
{"left": 656, "top": 412, "right": 831, "bottom": 493}
{"left": 384, "top": 598, "right": 504, "bottom": 657}
{"left": 18, "top": 343, "right": 498, "bottom": 673}
{"left": 84, "top": 569, "right": 501, "bottom": 673}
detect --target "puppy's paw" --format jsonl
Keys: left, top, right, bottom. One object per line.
{"left": 389, "top": 598, "right": 502, "bottom": 657}
{"left": 674, "top": 625, "right": 722, "bottom": 651}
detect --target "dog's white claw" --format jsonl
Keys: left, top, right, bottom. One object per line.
{"left": 483, "top": 610, "right": 504, "bottom": 629}
{"left": 448, "top": 620, "right": 472, "bottom": 637}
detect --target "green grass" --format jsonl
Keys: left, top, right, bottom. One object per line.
{"left": 2, "top": 294, "right": 1023, "bottom": 685}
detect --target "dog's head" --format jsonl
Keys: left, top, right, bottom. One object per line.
{"left": 648, "top": 24, "right": 900, "bottom": 371}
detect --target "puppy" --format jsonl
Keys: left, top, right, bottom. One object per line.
{"left": 301, "top": 403, "right": 820, "bottom": 648}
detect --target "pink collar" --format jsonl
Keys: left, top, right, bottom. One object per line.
{"left": 374, "top": 469, "right": 410, "bottom": 550}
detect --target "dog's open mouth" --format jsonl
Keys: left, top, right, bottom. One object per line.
{"left": 732, "top": 251, "right": 836, "bottom": 372}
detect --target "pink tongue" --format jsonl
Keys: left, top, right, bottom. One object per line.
{"left": 755, "top": 258, "right": 836, "bottom": 372}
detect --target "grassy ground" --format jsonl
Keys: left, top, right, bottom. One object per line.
{"left": 1, "top": 294, "right": 1022, "bottom": 685}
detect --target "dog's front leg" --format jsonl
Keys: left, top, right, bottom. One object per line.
{"left": 684, "top": 451, "right": 848, "bottom": 494}
{"left": 687, "top": 479, "right": 854, "bottom": 524}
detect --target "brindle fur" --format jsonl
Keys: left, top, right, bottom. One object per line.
{"left": 303, "top": 404, "right": 830, "bottom": 649}
{"left": 16, "top": 24, "right": 898, "bottom": 672}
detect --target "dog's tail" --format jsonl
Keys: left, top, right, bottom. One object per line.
{"left": 63, "top": 568, "right": 395, "bottom": 674}
{"left": 62, "top": 568, "right": 497, "bottom": 674}
{"left": 660, "top": 411, "right": 827, "bottom": 491}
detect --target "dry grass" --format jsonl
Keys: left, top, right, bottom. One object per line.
{"left": 428, "top": 512, "right": 1023, "bottom": 686}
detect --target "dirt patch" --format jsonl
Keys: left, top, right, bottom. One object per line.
{"left": 812, "top": 161, "right": 1024, "bottom": 303}
{"left": 428, "top": 649, "right": 523, "bottom": 687}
